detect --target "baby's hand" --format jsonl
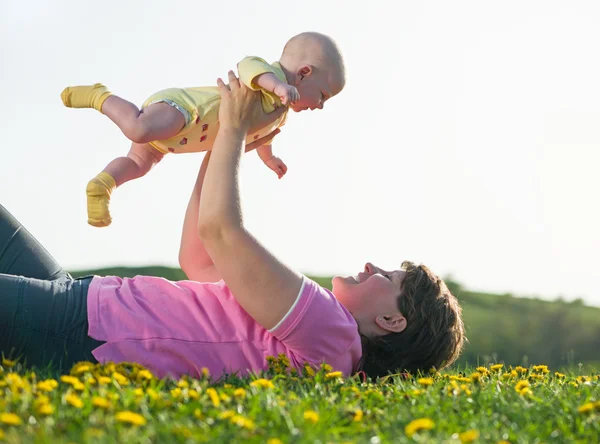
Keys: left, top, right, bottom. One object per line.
{"left": 273, "top": 83, "right": 300, "bottom": 106}
{"left": 264, "top": 156, "right": 288, "bottom": 179}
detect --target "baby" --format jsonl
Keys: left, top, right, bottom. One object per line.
{"left": 61, "top": 32, "right": 345, "bottom": 227}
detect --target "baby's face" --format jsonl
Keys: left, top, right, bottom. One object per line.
{"left": 290, "top": 68, "right": 343, "bottom": 113}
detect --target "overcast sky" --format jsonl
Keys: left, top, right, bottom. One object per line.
{"left": 2, "top": 0, "right": 599, "bottom": 306}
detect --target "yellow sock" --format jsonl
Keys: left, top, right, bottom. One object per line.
{"left": 61, "top": 83, "right": 112, "bottom": 113}
{"left": 86, "top": 172, "right": 116, "bottom": 227}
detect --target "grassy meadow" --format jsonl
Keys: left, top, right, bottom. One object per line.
{"left": 0, "top": 357, "right": 599, "bottom": 443}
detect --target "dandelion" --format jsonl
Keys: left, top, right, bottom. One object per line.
{"left": 137, "top": 370, "right": 154, "bottom": 381}
{"left": 532, "top": 365, "right": 549, "bottom": 373}
{"left": 353, "top": 409, "right": 364, "bottom": 422}
{"left": 234, "top": 388, "right": 246, "bottom": 398}
{"left": 36, "top": 403, "right": 55, "bottom": 416}
{"left": 177, "top": 379, "right": 189, "bottom": 388}
{"left": 490, "top": 364, "right": 504, "bottom": 372}
{"left": 71, "top": 362, "right": 94, "bottom": 375}
{"left": 37, "top": 379, "right": 58, "bottom": 392}
{"left": 476, "top": 367, "right": 490, "bottom": 376}
{"left": 417, "top": 377, "right": 434, "bottom": 386}
{"left": 405, "top": 418, "right": 435, "bottom": 438}
{"left": 147, "top": 388, "right": 159, "bottom": 400}
{"left": 459, "top": 429, "right": 480, "bottom": 442}
{"left": 206, "top": 388, "right": 220, "bottom": 407}
{"left": 189, "top": 389, "right": 199, "bottom": 400}
{"left": 92, "top": 396, "right": 111, "bottom": 409}
{"left": 250, "top": 378, "right": 275, "bottom": 389}
{"left": 194, "top": 408, "right": 203, "bottom": 419}
{"left": 304, "top": 410, "right": 319, "bottom": 423}
{"left": 0, "top": 412, "right": 22, "bottom": 426}
{"left": 303, "top": 365, "right": 315, "bottom": 377}
{"left": 115, "top": 411, "right": 147, "bottom": 426}
{"left": 515, "top": 366, "right": 527, "bottom": 374}
{"left": 554, "top": 372, "right": 566, "bottom": 378}
{"left": 267, "top": 439, "right": 283, "bottom": 444}
{"left": 577, "top": 402, "right": 595, "bottom": 414}
{"left": 219, "top": 410, "right": 235, "bottom": 419}
{"left": 170, "top": 388, "right": 182, "bottom": 398}
{"left": 112, "top": 372, "right": 129, "bottom": 386}
{"left": 325, "top": 371, "right": 344, "bottom": 380}
{"left": 231, "top": 414, "right": 255, "bottom": 430}
{"left": 470, "top": 372, "right": 482, "bottom": 382}
{"left": 515, "top": 380, "right": 529, "bottom": 392}
{"left": 66, "top": 393, "right": 83, "bottom": 408}
{"left": 97, "top": 376, "right": 112, "bottom": 385}
{"left": 2, "top": 358, "right": 17, "bottom": 368}
{"left": 201, "top": 367, "right": 210, "bottom": 378}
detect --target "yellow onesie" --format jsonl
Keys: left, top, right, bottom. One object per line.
{"left": 141, "top": 57, "right": 288, "bottom": 154}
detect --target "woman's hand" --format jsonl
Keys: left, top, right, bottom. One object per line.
{"left": 217, "top": 71, "right": 286, "bottom": 134}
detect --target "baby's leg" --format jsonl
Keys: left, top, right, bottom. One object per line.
{"left": 86, "top": 143, "right": 164, "bottom": 227}
{"left": 61, "top": 84, "right": 186, "bottom": 144}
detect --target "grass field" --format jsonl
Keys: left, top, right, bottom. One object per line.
{"left": 1, "top": 357, "right": 598, "bottom": 443}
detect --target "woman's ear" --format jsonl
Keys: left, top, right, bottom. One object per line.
{"left": 375, "top": 314, "right": 407, "bottom": 333}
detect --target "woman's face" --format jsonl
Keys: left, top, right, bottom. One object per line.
{"left": 332, "top": 263, "right": 408, "bottom": 336}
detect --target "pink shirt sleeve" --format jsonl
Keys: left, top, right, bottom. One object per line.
{"left": 268, "top": 276, "right": 362, "bottom": 373}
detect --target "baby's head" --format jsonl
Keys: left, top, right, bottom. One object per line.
{"left": 279, "top": 32, "right": 346, "bottom": 112}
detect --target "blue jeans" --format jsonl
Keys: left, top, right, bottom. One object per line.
{"left": 0, "top": 204, "right": 104, "bottom": 371}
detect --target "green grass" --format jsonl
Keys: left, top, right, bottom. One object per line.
{"left": 1, "top": 358, "right": 599, "bottom": 443}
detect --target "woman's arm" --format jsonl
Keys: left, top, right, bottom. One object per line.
{"left": 179, "top": 152, "right": 222, "bottom": 282}
{"left": 198, "top": 71, "right": 303, "bottom": 330}
{"left": 179, "top": 130, "right": 281, "bottom": 282}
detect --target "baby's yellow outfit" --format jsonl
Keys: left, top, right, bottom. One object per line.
{"left": 142, "top": 56, "right": 288, "bottom": 154}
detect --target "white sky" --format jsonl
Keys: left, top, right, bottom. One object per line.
{"left": 2, "top": 0, "right": 599, "bottom": 306}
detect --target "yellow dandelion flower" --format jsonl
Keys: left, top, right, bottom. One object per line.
{"left": 303, "top": 365, "right": 315, "bottom": 377}
{"left": 137, "top": 370, "right": 154, "bottom": 381}
{"left": 518, "top": 387, "right": 533, "bottom": 397}
{"left": 37, "top": 379, "right": 58, "bottom": 392}
{"left": 194, "top": 408, "right": 203, "bottom": 419}
{"left": 189, "top": 389, "right": 199, "bottom": 400}
{"left": 411, "top": 389, "right": 425, "bottom": 396}
{"left": 353, "top": 409, "right": 364, "bottom": 422}
{"left": 325, "top": 371, "right": 344, "bottom": 380}
{"left": 219, "top": 392, "right": 231, "bottom": 402}
{"left": 66, "top": 393, "right": 83, "bottom": 409}
{"left": 476, "top": 367, "right": 489, "bottom": 375}
{"left": 133, "top": 388, "right": 144, "bottom": 397}
{"left": 321, "top": 363, "right": 333, "bottom": 372}
{"left": 234, "top": 388, "right": 246, "bottom": 398}
{"left": 85, "top": 376, "right": 96, "bottom": 385}
{"left": 223, "top": 383, "right": 233, "bottom": 389}
{"left": 231, "top": 414, "right": 255, "bottom": 430}
{"left": 60, "top": 375, "right": 80, "bottom": 386}
{"left": 206, "top": 388, "right": 220, "bottom": 407}
{"left": 36, "top": 403, "right": 55, "bottom": 416}
{"left": 490, "top": 364, "right": 503, "bottom": 372}
{"left": 250, "top": 378, "right": 275, "bottom": 389}
{"left": 304, "top": 410, "right": 319, "bottom": 423}
{"left": 532, "top": 365, "right": 549, "bottom": 373}
{"left": 460, "top": 384, "right": 472, "bottom": 395}
{"left": 470, "top": 372, "right": 482, "bottom": 382}
{"left": 267, "top": 439, "right": 283, "bottom": 444}
{"left": 554, "top": 372, "right": 566, "bottom": 378}
{"left": 201, "top": 367, "right": 210, "bottom": 378}
{"left": 2, "top": 358, "right": 17, "bottom": 368}
{"left": 71, "top": 362, "right": 94, "bottom": 375}
{"left": 405, "top": 418, "right": 435, "bottom": 438}
{"left": 417, "top": 377, "right": 434, "bottom": 386}
{"left": 170, "top": 388, "right": 182, "bottom": 398}
{"left": 515, "top": 380, "right": 529, "bottom": 391}
{"left": 459, "top": 429, "right": 480, "bottom": 442}
{"left": 177, "top": 379, "right": 189, "bottom": 388}
{"left": 497, "top": 441, "right": 511, "bottom": 444}
{"left": 92, "top": 396, "right": 111, "bottom": 409}
{"left": 0, "top": 412, "right": 22, "bottom": 426}
{"left": 146, "top": 388, "right": 159, "bottom": 400}
{"left": 97, "top": 376, "right": 112, "bottom": 385}
{"left": 112, "top": 372, "right": 129, "bottom": 386}
{"left": 577, "top": 402, "right": 595, "bottom": 414}
{"left": 219, "top": 410, "right": 235, "bottom": 419}
{"left": 115, "top": 410, "right": 146, "bottom": 426}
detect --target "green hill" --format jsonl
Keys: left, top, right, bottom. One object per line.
{"left": 71, "top": 266, "right": 600, "bottom": 371}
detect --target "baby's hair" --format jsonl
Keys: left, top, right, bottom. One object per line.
{"left": 281, "top": 32, "right": 346, "bottom": 89}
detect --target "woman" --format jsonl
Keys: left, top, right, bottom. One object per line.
{"left": 0, "top": 72, "right": 465, "bottom": 379}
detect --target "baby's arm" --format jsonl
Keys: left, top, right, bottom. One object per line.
{"left": 255, "top": 74, "right": 299, "bottom": 105}
{"left": 237, "top": 56, "right": 299, "bottom": 105}
{"left": 256, "top": 144, "right": 288, "bottom": 179}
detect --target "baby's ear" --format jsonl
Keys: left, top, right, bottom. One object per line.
{"left": 297, "top": 65, "right": 313, "bottom": 79}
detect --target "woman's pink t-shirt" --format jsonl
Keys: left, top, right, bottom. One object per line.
{"left": 87, "top": 275, "right": 362, "bottom": 380}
